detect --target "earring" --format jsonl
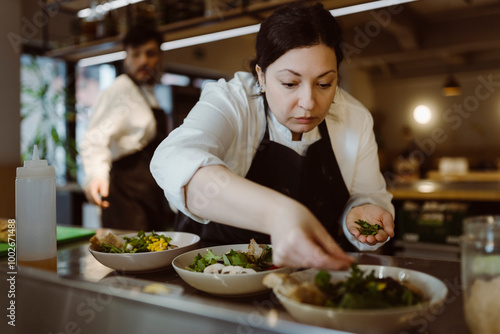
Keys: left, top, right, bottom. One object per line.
{"left": 259, "top": 84, "right": 265, "bottom": 93}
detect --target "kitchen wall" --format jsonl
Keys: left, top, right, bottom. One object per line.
{"left": 373, "top": 68, "right": 500, "bottom": 173}
{"left": 163, "top": 35, "right": 499, "bottom": 174}
{"left": 0, "top": 0, "right": 21, "bottom": 218}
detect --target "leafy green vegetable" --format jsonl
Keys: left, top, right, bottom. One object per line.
{"left": 314, "top": 264, "right": 424, "bottom": 309}
{"left": 354, "top": 219, "right": 383, "bottom": 236}
{"left": 203, "top": 250, "right": 221, "bottom": 264}
{"left": 224, "top": 250, "right": 250, "bottom": 267}
{"left": 187, "top": 243, "right": 274, "bottom": 272}
{"left": 99, "top": 243, "right": 124, "bottom": 253}
{"left": 257, "top": 245, "right": 273, "bottom": 265}
{"left": 315, "top": 270, "right": 332, "bottom": 290}
{"left": 98, "top": 230, "right": 173, "bottom": 253}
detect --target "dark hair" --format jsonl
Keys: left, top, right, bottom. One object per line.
{"left": 122, "top": 25, "right": 163, "bottom": 49}
{"left": 251, "top": 1, "right": 344, "bottom": 79}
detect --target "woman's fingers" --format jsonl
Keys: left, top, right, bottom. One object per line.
{"left": 271, "top": 228, "right": 353, "bottom": 270}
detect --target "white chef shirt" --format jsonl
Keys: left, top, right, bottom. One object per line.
{"left": 150, "top": 71, "right": 394, "bottom": 251}
{"left": 80, "top": 74, "right": 159, "bottom": 188}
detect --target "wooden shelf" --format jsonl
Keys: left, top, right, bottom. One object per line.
{"left": 389, "top": 179, "right": 500, "bottom": 201}
{"left": 44, "top": 0, "right": 368, "bottom": 62}
{"left": 44, "top": 0, "right": 292, "bottom": 62}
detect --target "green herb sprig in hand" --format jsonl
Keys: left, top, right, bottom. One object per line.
{"left": 355, "top": 219, "right": 383, "bottom": 236}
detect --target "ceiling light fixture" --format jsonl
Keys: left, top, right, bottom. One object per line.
{"left": 78, "top": 0, "right": 145, "bottom": 18}
{"left": 442, "top": 74, "right": 462, "bottom": 97}
{"left": 161, "top": 0, "right": 418, "bottom": 50}
{"left": 78, "top": 0, "right": 418, "bottom": 67}
{"left": 78, "top": 51, "right": 126, "bottom": 67}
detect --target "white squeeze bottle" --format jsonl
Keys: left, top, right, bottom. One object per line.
{"left": 16, "top": 145, "right": 57, "bottom": 271}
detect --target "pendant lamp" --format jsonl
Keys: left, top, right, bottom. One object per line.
{"left": 442, "top": 74, "right": 462, "bottom": 97}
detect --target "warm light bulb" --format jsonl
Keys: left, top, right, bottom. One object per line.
{"left": 413, "top": 105, "right": 432, "bottom": 124}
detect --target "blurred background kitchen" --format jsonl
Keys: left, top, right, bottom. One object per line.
{"left": 1, "top": 0, "right": 500, "bottom": 261}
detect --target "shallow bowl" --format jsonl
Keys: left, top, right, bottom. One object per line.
{"left": 172, "top": 244, "right": 291, "bottom": 297}
{"left": 89, "top": 231, "right": 200, "bottom": 273}
{"left": 273, "top": 265, "right": 448, "bottom": 334}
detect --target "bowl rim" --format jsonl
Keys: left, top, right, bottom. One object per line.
{"left": 88, "top": 231, "right": 201, "bottom": 256}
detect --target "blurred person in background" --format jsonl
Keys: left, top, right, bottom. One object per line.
{"left": 81, "top": 25, "right": 173, "bottom": 230}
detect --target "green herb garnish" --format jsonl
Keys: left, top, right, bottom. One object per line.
{"left": 314, "top": 264, "right": 424, "bottom": 309}
{"left": 355, "top": 219, "right": 383, "bottom": 236}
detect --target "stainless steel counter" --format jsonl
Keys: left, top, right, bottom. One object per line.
{"left": 1, "top": 231, "right": 467, "bottom": 334}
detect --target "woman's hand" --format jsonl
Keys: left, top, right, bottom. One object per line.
{"left": 268, "top": 200, "right": 354, "bottom": 270}
{"left": 186, "top": 165, "right": 354, "bottom": 270}
{"left": 84, "top": 178, "right": 110, "bottom": 208}
{"left": 346, "top": 204, "right": 394, "bottom": 246}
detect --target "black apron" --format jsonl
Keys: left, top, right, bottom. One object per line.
{"left": 102, "top": 85, "right": 174, "bottom": 231}
{"left": 174, "top": 120, "right": 354, "bottom": 250}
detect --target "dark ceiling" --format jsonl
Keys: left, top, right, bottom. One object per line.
{"left": 336, "top": 0, "right": 500, "bottom": 78}
{"left": 44, "top": 0, "right": 500, "bottom": 78}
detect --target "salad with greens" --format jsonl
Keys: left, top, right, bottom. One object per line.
{"left": 315, "top": 264, "right": 424, "bottom": 309}
{"left": 188, "top": 239, "right": 275, "bottom": 274}
{"left": 90, "top": 230, "right": 178, "bottom": 253}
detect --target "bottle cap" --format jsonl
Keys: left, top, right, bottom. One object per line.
{"left": 16, "top": 145, "right": 56, "bottom": 178}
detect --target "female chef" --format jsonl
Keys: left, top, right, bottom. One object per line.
{"left": 151, "top": 1, "right": 395, "bottom": 270}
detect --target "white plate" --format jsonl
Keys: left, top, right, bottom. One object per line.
{"left": 273, "top": 265, "right": 448, "bottom": 334}
{"left": 172, "top": 244, "right": 292, "bottom": 297}
{"left": 89, "top": 231, "right": 200, "bottom": 273}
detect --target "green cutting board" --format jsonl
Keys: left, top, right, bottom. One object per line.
{"left": 0, "top": 225, "right": 96, "bottom": 257}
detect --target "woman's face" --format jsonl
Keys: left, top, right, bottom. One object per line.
{"left": 257, "top": 44, "right": 338, "bottom": 141}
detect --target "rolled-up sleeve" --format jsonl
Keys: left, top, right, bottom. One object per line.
{"left": 344, "top": 115, "right": 394, "bottom": 251}
{"left": 150, "top": 76, "right": 263, "bottom": 223}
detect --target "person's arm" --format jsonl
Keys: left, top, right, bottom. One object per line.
{"left": 331, "top": 91, "right": 395, "bottom": 250}
{"left": 80, "top": 84, "right": 124, "bottom": 207}
{"left": 186, "top": 164, "right": 354, "bottom": 270}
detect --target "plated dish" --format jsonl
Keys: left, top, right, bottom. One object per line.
{"left": 89, "top": 231, "right": 200, "bottom": 273}
{"left": 266, "top": 265, "right": 448, "bottom": 334}
{"left": 172, "top": 243, "right": 291, "bottom": 297}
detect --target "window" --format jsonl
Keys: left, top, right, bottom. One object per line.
{"left": 20, "top": 54, "right": 67, "bottom": 184}
{"left": 75, "top": 63, "right": 117, "bottom": 185}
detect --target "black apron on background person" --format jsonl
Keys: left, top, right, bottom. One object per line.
{"left": 174, "top": 120, "right": 355, "bottom": 251}
{"left": 102, "top": 83, "right": 174, "bottom": 231}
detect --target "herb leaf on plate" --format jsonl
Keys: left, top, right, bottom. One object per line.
{"left": 314, "top": 264, "right": 425, "bottom": 309}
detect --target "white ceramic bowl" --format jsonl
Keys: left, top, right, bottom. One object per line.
{"left": 172, "top": 244, "right": 292, "bottom": 297}
{"left": 89, "top": 231, "right": 200, "bottom": 273}
{"left": 273, "top": 265, "right": 448, "bottom": 334}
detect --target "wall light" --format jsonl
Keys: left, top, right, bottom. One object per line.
{"left": 413, "top": 105, "right": 432, "bottom": 124}
{"left": 78, "top": 0, "right": 418, "bottom": 66}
